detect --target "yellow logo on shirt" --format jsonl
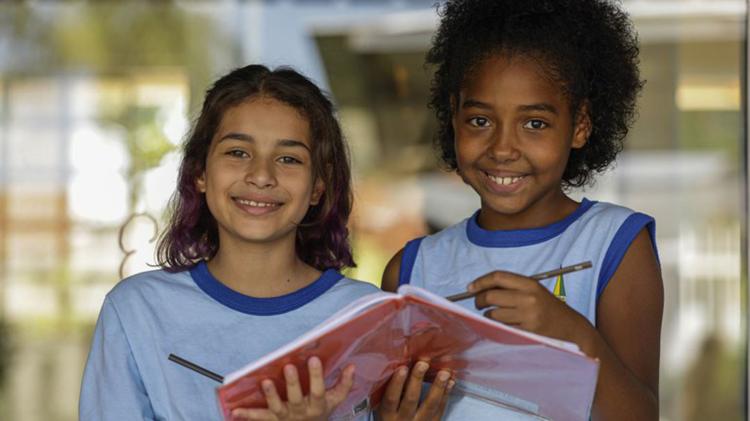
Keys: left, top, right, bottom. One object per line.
{"left": 553, "top": 273, "right": 566, "bottom": 302}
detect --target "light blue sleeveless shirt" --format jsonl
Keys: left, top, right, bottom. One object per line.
{"left": 80, "top": 262, "right": 378, "bottom": 421}
{"left": 399, "top": 199, "right": 658, "bottom": 420}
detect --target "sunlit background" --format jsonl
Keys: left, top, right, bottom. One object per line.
{"left": 0, "top": 0, "right": 745, "bottom": 420}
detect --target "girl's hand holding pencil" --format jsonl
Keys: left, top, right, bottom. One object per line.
{"left": 464, "top": 262, "right": 595, "bottom": 343}
{"left": 446, "top": 262, "right": 592, "bottom": 302}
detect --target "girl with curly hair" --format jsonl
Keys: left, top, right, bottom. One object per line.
{"left": 383, "top": 1, "right": 662, "bottom": 419}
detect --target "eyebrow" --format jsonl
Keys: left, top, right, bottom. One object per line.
{"left": 217, "top": 133, "right": 311, "bottom": 152}
{"left": 518, "top": 103, "right": 559, "bottom": 115}
{"left": 460, "top": 99, "right": 493, "bottom": 111}
{"left": 461, "top": 99, "right": 559, "bottom": 115}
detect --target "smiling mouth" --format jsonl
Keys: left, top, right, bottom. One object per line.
{"left": 233, "top": 197, "right": 283, "bottom": 208}
{"left": 485, "top": 172, "right": 526, "bottom": 186}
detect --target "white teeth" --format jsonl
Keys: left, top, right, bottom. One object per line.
{"left": 236, "top": 199, "right": 276, "bottom": 207}
{"left": 488, "top": 174, "right": 524, "bottom": 185}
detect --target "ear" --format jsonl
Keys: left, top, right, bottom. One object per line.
{"left": 571, "top": 102, "right": 592, "bottom": 149}
{"left": 195, "top": 171, "right": 207, "bottom": 193}
{"left": 310, "top": 177, "right": 325, "bottom": 206}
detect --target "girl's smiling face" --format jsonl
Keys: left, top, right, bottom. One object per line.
{"left": 452, "top": 53, "right": 590, "bottom": 230}
{"left": 196, "top": 97, "right": 323, "bottom": 247}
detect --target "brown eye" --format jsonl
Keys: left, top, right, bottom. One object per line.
{"left": 227, "top": 149, "right": 250, "bottom": 158}
{"left": 468, "top": 116, "right": 490, "bottom": 127}
{"left": 523, "top": 119, "right": 548, "bottom": 130}
{"left": 278, "top": 156, "right": 302, "bottom": 165}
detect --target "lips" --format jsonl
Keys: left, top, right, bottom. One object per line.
{"left": 232, "top": 195, "right": 283, "bottom": 215}
{"left": 234, "top": 198, "right": 280, "bottom": 207}
{"left": 486, "top": 173, "right": 525, "bottom": 186}
{"left": 481, "top": 170, "right": 527, "bottom": 193}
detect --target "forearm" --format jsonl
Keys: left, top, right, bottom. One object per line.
{"left": 574, "top": 325, "right": 659, "bottom": 421}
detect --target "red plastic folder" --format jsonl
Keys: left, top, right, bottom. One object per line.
{"left": 216, "top": 285, "right": 599, "bottom": 421}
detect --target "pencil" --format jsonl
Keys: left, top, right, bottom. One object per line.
{"left": 168, "top": 353, "right": 224, "bottom": 383}
{"left": 445, "top": 261, "right": 593, "bottom": 302}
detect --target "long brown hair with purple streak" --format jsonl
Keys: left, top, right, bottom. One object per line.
{"left": 156, "top": 65, "right": 355, "bottom": 272}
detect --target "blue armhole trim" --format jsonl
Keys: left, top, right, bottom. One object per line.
{"left": 398, "top": 237, "right": 425, "bottom": 286}
{"left": 597, "top": 213, "right": 659, "bottom": 299}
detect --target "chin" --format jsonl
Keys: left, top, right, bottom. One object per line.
{"left": 483, "top": 197, "right": 530, "bottom": 216}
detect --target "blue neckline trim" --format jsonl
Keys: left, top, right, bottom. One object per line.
{"left": 189, "top": 261, "right": 344, "bottom": 316}
{"left": 466, "top": 198, "right": 595, "bottom": 248}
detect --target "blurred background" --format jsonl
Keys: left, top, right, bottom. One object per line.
{"left": 0, "top": 0, "right": 745, "bottom": 419}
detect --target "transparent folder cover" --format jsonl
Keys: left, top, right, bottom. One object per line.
{"left": 216, "top": 285, "right": 599, "bottom": 421}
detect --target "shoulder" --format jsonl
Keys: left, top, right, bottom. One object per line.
{"left": 584, "top": 200, "right": 654, "bottom": 224}
{"left": 107, "top": 268, "right": 194, "bottom": 306}
{"left": 586, "top": 200, "right": 658, "bottom": 252}
{"left": 332, "top": 276, "right": 380, "bottom": 295}
{"left": 422, "top": 218, "right": 471, "bottom": 245}
{"left": 90, "top": 269, "right": 193, "bottom": 343}
{"left": 580, "top": 200, "right": 659, "bottom": 293}
{"left": 381, "top": 216, "right": 473, "bottom": 292}
{"left": 578, "top": 200, "right": 656, "bottom": 243}
{"left": 382, "top": 248, "right": 404, "bottom": 292}
{"left": 593, "top": 198, "right": 661, "bottom": 285}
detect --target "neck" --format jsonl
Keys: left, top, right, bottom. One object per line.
{"left": 478, "top": 189, "right": 578, "bottom": 231}
{"left": 206, "top": 235, "right": 321, "bottom": 298}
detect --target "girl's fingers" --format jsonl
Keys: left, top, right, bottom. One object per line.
{"left": 436, "top": 379, "right": 455, "bottom": 419}
{"left": 469, "top": 271, "right": 534, "bottom": 293}
{"left": 283, "top": 364, "right": 306, "bottom": 415}
{"left": 307, "top": 356, "right": 327, "bottom": 414}
{"left": 231, "top": 407, "right": 277, "bottom": 421}
{"left": 398, "top": 361, "right": 429, "bottom": 417}
{"left": 474, "top": 289, "right": 525, "bottom": 310}
{"left": 380, "top": 366, "right": 408, "bottom": 413}
{"left": 418, "top": 369, "right": 451, "bottom": 419}
{"left": 260, "top": 379, "right": 286, "bottom": 416}
{"left": 483, "top": 307, "right": 522, "bottom": 325}
{"left": 325, "top": 364, "right": 356, "bottom": 409}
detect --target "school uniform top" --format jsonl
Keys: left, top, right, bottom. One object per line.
{"left": 398, "top": 198, "right": 659, "bottom": 420}
{"left": 79, "top": 262, "right": 378, "bottom": 421}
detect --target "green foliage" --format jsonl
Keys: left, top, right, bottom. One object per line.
{"left": 99, "top": 104, "right": 177, "bottom": 212}
{"left": 52, "top": 2, "right": 188, "bottom": 69}
{"left": 108, "top": 106, "right": 175, "bottom": 176}
{"left": 0, "top": 1, "right": 233, "bottom": 93}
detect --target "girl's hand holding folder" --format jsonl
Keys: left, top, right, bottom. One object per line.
{"left": 376, "top": 361, "right": 454, "bottom": 421}
{"left": 232, "top": 356, "right": 355, "bottom": 421}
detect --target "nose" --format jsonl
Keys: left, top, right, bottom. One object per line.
{"left": 487, "top": 125, "right": 521, "bottom": 163}
{"left": 244, "top": 159, "right": 276, "bottom": 189}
